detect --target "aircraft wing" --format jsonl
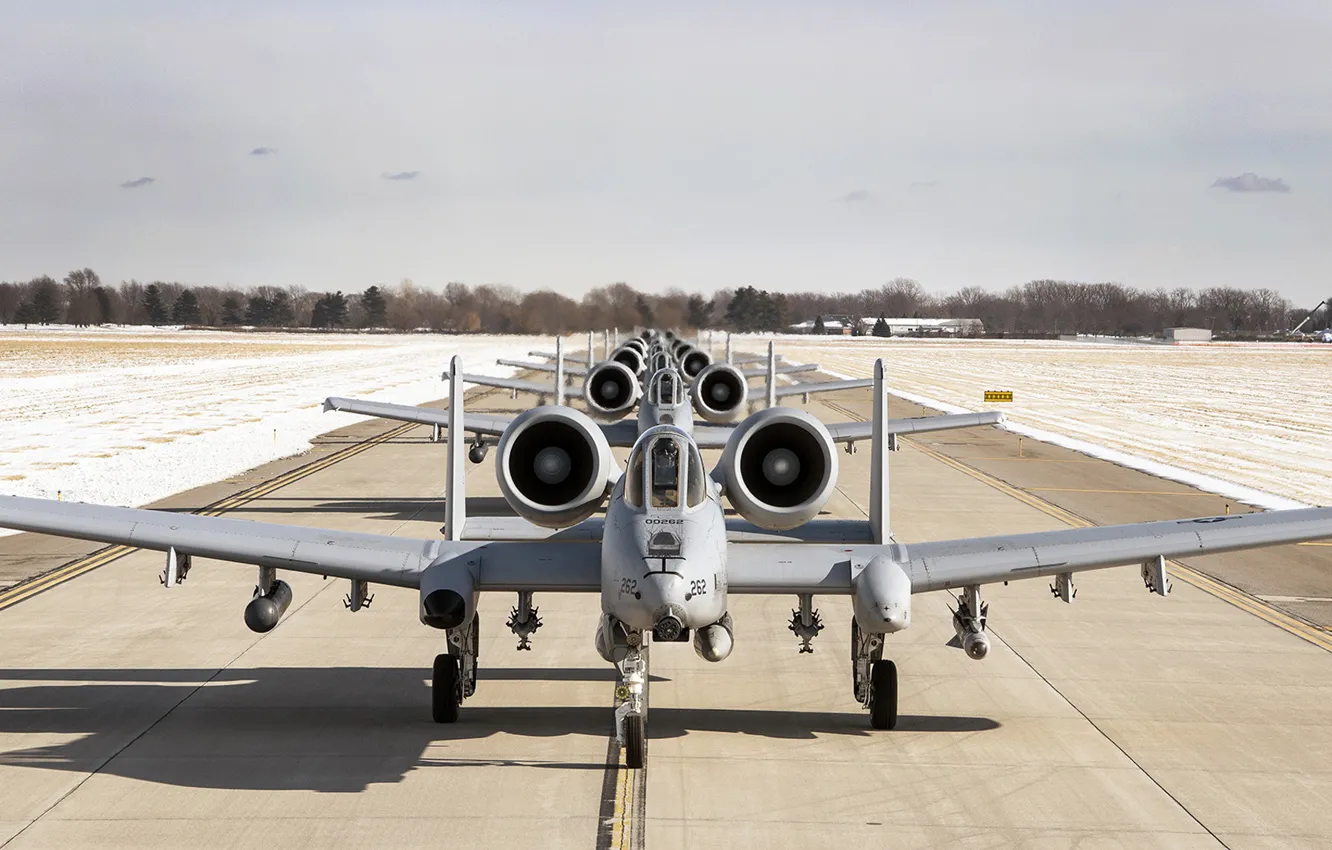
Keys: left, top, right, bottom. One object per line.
{"left": 445, "top": 372, "right": 562, "bottom": 395}
{"left": 0, "top": 496, "right": 602, "bottom": 592}
{"left": 692, "top": 425, "right": 737, "bottom": 449}
{"left": 323, "top": 397, "right": 513, "bottom": 437}
{"left": 773, "top": 378, "right": 875, "bottom": 399}
{"left": 722, "top": 507, "right": 1332, "bottom": 594}
{"left": 900, "top": 507, "right": 1332, "bottom": 593}
{"left": 496, "top": 359, "right": 590, "bottom": 377}
{"left": 824, "top": 411, "right": 1004, "bottom": 443}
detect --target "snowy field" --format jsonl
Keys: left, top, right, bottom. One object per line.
{"left": 0, "top": 327, "right": 547, "bottom": 520}
{"left": 759, "top": 335, "right": 1332, "bottom": 510}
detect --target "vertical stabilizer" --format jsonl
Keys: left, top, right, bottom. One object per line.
{"left": 603, "top": 329, "right": 610, "bottom": 360}
{"left": 726, "top": 333, "right": 733, "bottom": 365}
{"left": 445, "top": 356, "right": 466, "bottom": 541}
{"left": 554, "top": 337, "right": 565, "bottom": 407}
{"left": 586, "top": 330, "right": 594, "bottom": 369}
{"left": 869, "top": 358, "right": 889, "bottom": 544}
{"left": 766, "top": 341, "right": 777, "bottom": 408}
{"left": 613, "top": 328, "right": 619, "bottom": 348}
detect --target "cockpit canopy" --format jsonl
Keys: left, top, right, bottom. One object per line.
{"left": 646, "top": 369, "right": 682, "bottom": 407}
{"left": 623, "top": 429, "right": 708, "bottom": 510}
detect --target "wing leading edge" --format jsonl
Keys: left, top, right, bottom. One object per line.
{"left": 0, "top": 496, "right": 602, "bottom": 592}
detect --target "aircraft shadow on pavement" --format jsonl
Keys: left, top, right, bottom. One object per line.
{"left": 0, "top": 667, "right": 999, "bottom": 793}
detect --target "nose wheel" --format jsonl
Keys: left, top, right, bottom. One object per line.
{"left": 614, "top": 637, "right": 649, "bottom": 768}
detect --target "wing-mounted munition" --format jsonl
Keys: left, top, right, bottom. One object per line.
{"left": 583, "top": 361, "right": 641, "bottom": 419}
{"left": 496, "top": 405, "right": 618, "bottom": 528}
{"left": 717, "top": 407, "right": 838, "bottom": 530}
{"left": 691, "top": 362, "right": 749, "bottom": 423}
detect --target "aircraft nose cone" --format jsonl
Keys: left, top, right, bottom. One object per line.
{"left": 533, "top": 447, "right": 572, "bottom": 484}
{"left": 763, "top": 448, "right": 800, "bottom": 486}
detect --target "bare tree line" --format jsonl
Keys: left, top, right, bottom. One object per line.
{"left": 0, "top": 271, "right": 1315, "bottom": 337}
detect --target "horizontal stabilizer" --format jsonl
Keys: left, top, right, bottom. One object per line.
{"left": 444, "top": 372, "right": 561, "bottom": 394}
{"left": 773, "top": 378, "right": 875, "bottom": 399}
{"left": 495, "top": 358, "right": 589, "bottom": 377}
{"left": 323, "top": 396, "right": 513, "bottom": 436}
{"left": 825, "top": 411, "right": 1005, "bottom": 443}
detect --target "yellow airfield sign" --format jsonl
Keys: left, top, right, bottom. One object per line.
{"left": 984, "top": 391, "right": 1014, "bottom": 403}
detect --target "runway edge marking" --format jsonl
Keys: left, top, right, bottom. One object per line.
{"left": 0, "top": 419, "right": 417, "bottom": 611}
{"left": 821, "top": 399, "right": 1332, "bottom": 654}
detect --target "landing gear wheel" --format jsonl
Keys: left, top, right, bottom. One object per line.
{"left": 624, "top": 714, "right": 646, "bottom": 768}
{"left": 432, "top": 653, "right": 461, "bottom": 723}
{"left": 868, "top": 659, "right": 897, "bottom": 730}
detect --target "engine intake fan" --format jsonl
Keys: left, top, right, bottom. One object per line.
{"left": 496, "top": 406, "right": 617, "bottom": 528}
{"left": 583, "top": 361, "right": 640, "bottom": 419}
{"left": 719, "top": 408, "right": 838, "bottom": 530}
{"left": 691, "top": 363, "right": 749, "bottom": 423}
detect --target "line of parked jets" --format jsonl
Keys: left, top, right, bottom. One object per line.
{"left": 2, "top": 329, "right": 1331, "bottom": 769}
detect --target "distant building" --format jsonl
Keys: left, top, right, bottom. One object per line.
{"left": 789, "top": 317, "right": 983, "bottom": 336}
{"left": 1163, "top": 327, "right": 1212, "bottom": 343}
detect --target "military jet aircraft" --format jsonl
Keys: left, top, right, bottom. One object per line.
{"left": 3, "top": 357, "right": 1332, "bottom": 769}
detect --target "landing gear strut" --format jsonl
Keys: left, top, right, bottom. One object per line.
{"left": 614, "top": 630, "right": 649, "bottom": 769}
{"left": 433, "top": 614, "right": 479, "bottom": 723}
{"left": 852, "top": 619, "right": 896, "bottom": 729}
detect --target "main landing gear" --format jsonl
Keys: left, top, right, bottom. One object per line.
{"left": 851, "top": 618, "right": 896, "bottom": 729}
{"left": 432, "top": 614, "right": 479, "bottom": 724}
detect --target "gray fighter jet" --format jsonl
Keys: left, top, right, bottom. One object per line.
{"left": 4, "top": 357, "right": 1332, "bottom": 769}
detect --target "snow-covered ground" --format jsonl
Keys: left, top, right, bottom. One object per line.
{"left": 0, "top": 327, "right": 549, "bottom": 520}
{"left": 757, "top": 335, "right": 1332, "bottom": 510}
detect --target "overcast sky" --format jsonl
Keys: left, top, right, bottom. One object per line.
{"left": 2, "top": 1, "right": 1329, "bottom": 302}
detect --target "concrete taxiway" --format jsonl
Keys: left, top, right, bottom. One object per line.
{"left": 1, "top": 374, "right": 1331, "bottom": 848}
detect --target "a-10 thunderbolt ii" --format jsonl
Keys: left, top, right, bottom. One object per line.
{"left": 436, "top": 328, "right": 852, "bottom": 425}
{"left": 323, "top": 333, "right": 877, "bottom": 461}
{"left": 3, "top": 358, "right": 1332, "bottom": 769}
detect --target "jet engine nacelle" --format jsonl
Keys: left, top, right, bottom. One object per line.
{"left": 853, "top": 555, "right": 911, "bottom": 634}
{"left": 583, "top": 361, "right": 641, "bottom": 419}
{"left": 419, "top": 559, "right": 477, "bottom": 630}
{"left": 496, "top": 406, "right": 617, "bottom": 528}
{"left": 691, "top": 363, "right": 749, "bottom": 423}
{"left": 611, "top": 345, "right": 644, "bottom": 375}
{"left": 679, "top": 347, "right": 712, "bottom": 381}
{"left": 718, "top": 408, "right": 838, "bottom": 531}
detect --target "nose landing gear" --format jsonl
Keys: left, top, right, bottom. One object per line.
{"left": 612, "top": 628, "right": 650, "bottom": 769}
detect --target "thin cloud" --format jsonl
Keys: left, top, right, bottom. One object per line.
{"left": 1212, "top": 173, "right": 1290, "bottom": 193}
{"left": 840, "top": 190, "right": 871, "bottom": 203}
{"left": 909, "top": 180, "right": 939, "bottom": 189}
{"left": 382, "top": 171, "right": 421, "bottom": 181}
{"left": 119, "top": 177, "right": 155, "bottom": 189}
{"left": 249, "top": 146, "right": 277, "bottom": 156}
